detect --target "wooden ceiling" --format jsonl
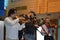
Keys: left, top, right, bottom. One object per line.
{"left": 48, "top": 0, "right": 60, "bottom": 2}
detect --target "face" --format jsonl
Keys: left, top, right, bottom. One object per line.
{"left": 45, "top": 18, "right": 50, "bottom": 23}
{"left": 11, "top": 13, "right": 17, "bottom": 18}
{"left": 27, "top": 19, "right": 31, "bottom": 22}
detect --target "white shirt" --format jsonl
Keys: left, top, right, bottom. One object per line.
{"left": 0, "top": 21, "right": 4, "bottom": 40}
{"left": 37, "top": 26, "right": 44, "bottom": 40}
{"left": 41, "top": 24, "right": 48, "bottom": 35}
{"left": 4, "top": 17, "right": 20, "bottom": 39}
{"left": 18, "top": 23, "right": 25, "bottom": 30}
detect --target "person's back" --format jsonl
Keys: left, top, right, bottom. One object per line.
{"left": 0, "top": 21, "right": 4, "bottom": 40}
{"left": 24, "top": 20, "right": 36, "bottom": 40}
{"left": 25, "top": 22, "right": 36, "bottom": 34}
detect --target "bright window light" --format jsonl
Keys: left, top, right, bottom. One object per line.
{"left": 4, "top": 0, "right": 8, "bottom": 9}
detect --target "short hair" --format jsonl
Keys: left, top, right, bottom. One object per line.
{"left": 45, "top": 17, "right": 50, "bottom": 20}
{"left": 8, "top": 8, "right": 16, "bottom": 16}
{"left": 29, "top": 11, "right": 36, "bottom": 16}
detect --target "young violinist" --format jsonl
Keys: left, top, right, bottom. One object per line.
{"left": 4, "top": 8, "right": 23, "bottom": 40}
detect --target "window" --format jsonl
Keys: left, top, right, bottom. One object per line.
{"left": 4, "top": 0, "right": 8, "bottom": 9}
{"left": 11, "top": 0, "right": 22, "bottom": 2}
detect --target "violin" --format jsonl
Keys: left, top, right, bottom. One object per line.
{"left": 12, "top": 15, "right": 19, "bottom": 20}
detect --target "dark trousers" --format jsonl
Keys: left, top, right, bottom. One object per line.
{"left": 44, "top": 35, "right": 54, "bottom": 40}
{"left": 18, "top": 30, "right": 23, "bottom": 40}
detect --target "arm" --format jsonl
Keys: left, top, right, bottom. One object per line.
{"left": 5, "top": 18, "right": 19, "bottom": 25}
{"left": 22, "top": 23, "right": 25, "bottom": 28}
{"left": 42, "top": 24, "right": 48, "bottom": 35}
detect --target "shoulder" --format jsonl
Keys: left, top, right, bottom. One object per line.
{"left": 42, "top": 24, "right": 47, "bottom": 28}
{"left": 0, "top": 21, "right": 4, "bottom": 26}
{"left": 0, "top": 21, "right": 4, "bottom": 24}
{"left": 42, "top": 24, "right": 46, "bottom": 26}
{"left": 4, "top": 17, "right": 10, "bottom": 20}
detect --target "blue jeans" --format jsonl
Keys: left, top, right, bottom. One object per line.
{"left": 25, "top": 34, "right": 35, "bottom": 40}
